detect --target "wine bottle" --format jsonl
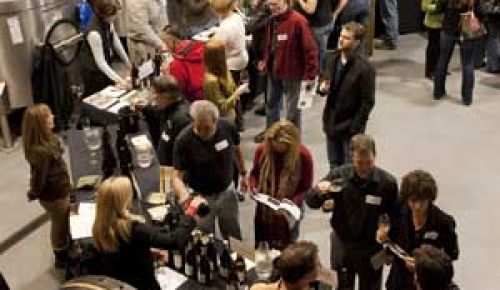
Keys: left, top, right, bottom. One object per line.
{"left": 198, "top": 256, "right": 211, "bottom": 285}
{"left": 207, "top": 234, "right": 218, "bottom": 272}
{"left": 101, "top": 126, "right": 117, "bottom": 178}
{"left": 220, "top": 240, "right": 232, "bottom": 280}
{"left": 154, "top": 49, "right": 162, "bottom": 77}
{"left": 185, "top": 247, "right": 196, "bottom": 278}
{"left": 131, "top": 62, "right": 139, "bottom": 89}
{"left": 195, "top": 234, "right": 204, "bottom": 265}
{"left": 234, "top": 254, "right": 246, "bottom": 283}
{"left": 116, "top": 129, "right": 133, "bottom": 176}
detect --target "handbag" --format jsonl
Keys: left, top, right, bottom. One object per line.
{"left": 459, "top": 0, "right": 487, "bottom": 40}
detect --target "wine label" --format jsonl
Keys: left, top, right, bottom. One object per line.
{"left": 185, "top": 265, "right": 194, "bottom": 276}
{"left": 209, "top": 261, "right": 215, "bottom": 271}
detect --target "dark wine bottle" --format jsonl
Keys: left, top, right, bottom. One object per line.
{"left": 131, "top": 62, "right": 139, "bottom": 89}
{"left": 220, "top": 240, "right": 232, "bottom": 280}
{"left": 153, "top": 49, "right": 162, "bottom": 77}
{"left": 185, "top": 247, "right": 197, "bottom": 278}
{"left": 234, "top": 254, "right": 246, "bottom": 283}
{"left": 116, "top": 129, "right": 133, "bottom": 176}
{"left": 198, "top": 256, "right": 211, "bottom": 285}
{"left": 101, "top": 126, "right": 117, "bottom": 178}
{"left": 207, "top": 234, "right": 218, "bottom": 272}
{"left": 195, "top": 235, "right": 204, "bottom": 265}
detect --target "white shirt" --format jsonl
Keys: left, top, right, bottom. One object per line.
{"left": 86, "top": 23, "right": 130, "bottom": 84}
{"left": 214, "top": 12, "right": 249, "bottom": 71}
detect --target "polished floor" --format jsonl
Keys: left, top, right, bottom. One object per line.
{"left": 1, "top": 33, "right": 500, "bottom": 289}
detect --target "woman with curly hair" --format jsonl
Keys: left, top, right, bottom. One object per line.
{"left": 249, "top": 121, "right": 313, "bottom": 249}
{"left": 378, "top": 170, "right": 459, "bottom": 290}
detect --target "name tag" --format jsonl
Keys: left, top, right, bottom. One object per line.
{"left": 424, "top": 231, "right": 439, "bottom": 240}
{"left": 161, "top": 132, "right": 170, "bottom": 142}
{"left": 365, "top": 195, "right": 382, "bottom": 205}
{"left": 215, "top": 139, "right": 229, "bottom": 151}
{"left": 277, "top": 34, "right": 288, "bottom": 41}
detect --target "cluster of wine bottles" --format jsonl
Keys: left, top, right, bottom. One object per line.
{"left": 162, "top": 229, "right": 248, "bottom": 289}
{"left": 131, "top": 50, "right": 163, "bottom": 90}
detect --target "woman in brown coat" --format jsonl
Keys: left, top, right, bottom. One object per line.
{"left": 22, "top": 104, "right": 72, "bottom": 268}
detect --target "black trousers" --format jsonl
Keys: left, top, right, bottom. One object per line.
{"left": 331, "top": 231, "right": 382, "bottom": 290}
{"left": 425, "top": 28, "right": 441, "bottom": 78}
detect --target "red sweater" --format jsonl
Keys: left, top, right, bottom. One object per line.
{"left": 250, "top": 143, "right": 314, "bottom": 205}
{"left": 261, "top": 9, "right": 318, "bottom": 81}
{"left": 168, "top": 40, "right": 205, "bottom": 102}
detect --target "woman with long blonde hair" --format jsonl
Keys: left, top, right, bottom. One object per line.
{"left": 22, "top": 104, "right": 72, "bottom": 268}
{"left": 92, "top": 176, "right": 197, "bottom": 290}
{"left": 249, "top": 121, "right": 314, "bottom": 249}
{"left": 203, "top": 39, "right": 249, "bottom": 124}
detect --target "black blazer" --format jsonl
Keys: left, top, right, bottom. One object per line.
{"left": 91, "top": 216, "right": 195, "bottom": 290}
{"left": 321, "top": 50, "right": 375, "bottom": 140}
{"left": 386, "top": 204, "right": 459, "bottom": 290}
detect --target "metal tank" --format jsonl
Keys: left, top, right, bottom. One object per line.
{"left": 0, "top": 0, "right": 73, "bottom": 109}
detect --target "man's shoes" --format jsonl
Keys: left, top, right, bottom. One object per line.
{"left": 463, "top": 99, "right": 472, "bottom": 106}
{"left": 254, "top": 131, "right": 266, "bottom": 143}
{"left": 374, "top": 39, "right": 397, "bottom": 50}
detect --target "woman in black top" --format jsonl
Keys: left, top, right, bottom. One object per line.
{"left": 80, "top": 0, "right": 131, "bottom": 96}
{"left": 433, "top": 0, "right": 484, "bottom": 105}
{"left": 92, "top": 176, "right": 198, "bottom": 290}
{"left": 381, "top": 170, "right": 459, "bottom": 290}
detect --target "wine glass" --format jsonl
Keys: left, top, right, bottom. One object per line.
{"left": 83, "top": 127, "right": 101, "bottom": 166}
{"left": 255, "top": 241, "right": 273, "bottom": 281}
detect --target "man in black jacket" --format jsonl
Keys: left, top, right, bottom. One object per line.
{"left": 318, "top": 21, "right": 375, "bottom": 170}
{"left": 306, "top": 134, "right": 399, "bottom": 290}
{"left": 135, "top": 76, "right": 191, "bottom": 166}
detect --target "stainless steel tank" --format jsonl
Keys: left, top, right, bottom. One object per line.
{"left": 0, "top": 0, "right": 72, "bottom": 109}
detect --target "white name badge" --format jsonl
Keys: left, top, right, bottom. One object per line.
{"left": 161, "top": 132, "right": 170, "bottom": 142}
{"left": 424, "top": 231, "right": 439, "bottom": 240}
{"left": 215, "top": 139, "right": 229, "bottom": 151}
{"left": 277, "top": 34, "right": 288, "bottom": 41}
{"left": 365, "top": 195, "right": 382, "bottom": 205}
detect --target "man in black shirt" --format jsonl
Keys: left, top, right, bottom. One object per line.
{"left": 172, "top": 100, "right": 248, "bottom": 239}
{"left": 318, "top": 22, "right": 375, "bottom": 169}
{"left": 306, "top": 134, "right": 399, "bottom": 290}
{"left": 136, "top": 76, "right": 191, "bottom": 166}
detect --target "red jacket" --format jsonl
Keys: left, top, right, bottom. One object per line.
{"left": 262, "top": 9, "right": 318, "bottom": 81}
{"left": 169, "top": 40, "right": 205, "bottom": 102}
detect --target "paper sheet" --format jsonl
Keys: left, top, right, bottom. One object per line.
{"left": 156, "top": 266, "right": 188, "bottom": 290}
{"left": 7, "top": 17, "right": 23, "bottom": 45}
{"left": 138, "top": 60, "right": 154, "bottom": 80}
{"left": 70, "top": 203, "right": 96, "bottom": 239}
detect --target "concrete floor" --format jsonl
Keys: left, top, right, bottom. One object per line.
{"left": 1, "top": 33, "right": 500, "bottom": 289}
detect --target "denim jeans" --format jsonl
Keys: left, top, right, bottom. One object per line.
{"left": 434, "top": 31, "right": 479, "bottom": 104}
{"left": 326, "top": 137, "right": 352, "bottom": 170}
{"left": 379, "top": 0, "right": 399, "bottom": 45}
{"left": 338, "top": 0, "right": 370, "bottom": 25}
{"left": 197, "top": 187, "right": 242, "bottom": 240}
{"left": 486, "top": 21, "right": 500, "bottom": 72}
{"left": 312, "top": 20, "right": 335, "bottom": 73}
{"left": 266, "top": 76, "right": 302, "bottom": 130}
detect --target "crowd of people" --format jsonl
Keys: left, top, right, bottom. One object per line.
{"left": 19, "top": 0, "right": 498, "bottom": 288}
